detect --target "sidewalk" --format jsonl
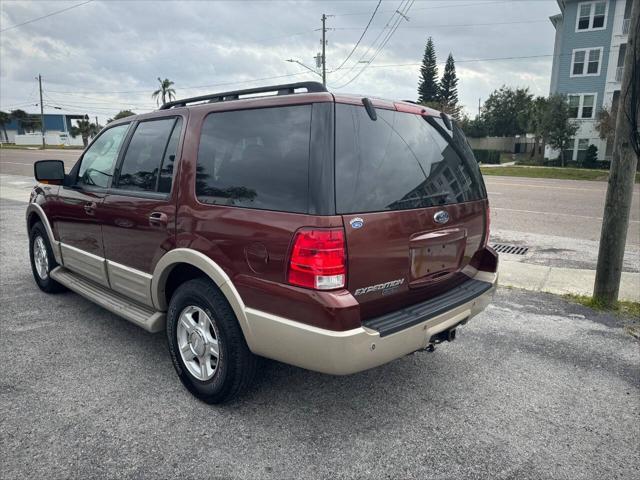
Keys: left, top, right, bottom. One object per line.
{"left": 499, "top": 259, "right": 640, "bottom": 302}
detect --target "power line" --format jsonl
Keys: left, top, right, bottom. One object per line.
{"left": 331, "top": 0, "right": 415, "bottom": 89}
{"left": 0, "top": 0, "right": 93, "bottom": 33}
{"left": 329, "top": 0, "right": 407, "bottom": 83}
{"left": 332, "top": 19, "right": 550, "bottom": 30}
{"left": 46, "top": 70, "right": 313, "bottom": 95}
{"left": 332, "top": 0, "right": 382, "bottom": 72}
{"left": 332, "top": 0, "right": 507, "bottom": 17}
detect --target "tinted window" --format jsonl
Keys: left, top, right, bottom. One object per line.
{"left": 159, "top": 118, "right": 182, "bottom": 193}
{"left": 115, "top": 118, "right": 181, "bottom": 193}
{"left": 196, "top": 105, "right": 311, "bottom": 213}
{"left": 77, "top": 124, "right": 129, "bottom": 188}
{"left": 335, "top": 104, "right": 484, "bottom": 214}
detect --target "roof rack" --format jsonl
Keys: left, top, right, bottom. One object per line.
{"left": 159, "top": 81, "right": 328, "bottom": 110}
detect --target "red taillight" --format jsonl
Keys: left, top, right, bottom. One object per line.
{"left": 288, "top": 228, "right": 346, "bottom": 290}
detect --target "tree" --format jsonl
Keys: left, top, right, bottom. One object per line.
{"left": 459, "top": 114, "right": 487, "bottom": 138}
{"left": 483, "top": 86, "right": 533, "bottom": 136}
{"left": 584, "top": 144, "right": 598, "bottom": 168}
{"left": 417, "top": 37, "right": 439, "bottom": 104}
{"left": 70, "top": 119, "right": 99, "bottom": 146}
{"left": 439, "top": 53, "right": 460, "bottom": 119}
{"left": 539, "top": 94, "right": 578, "bottom": 167}
{"left": 10, "top": 109, "right": 38, "bottom": 134}
{"left": 595, "top": 105, "right": 616, "bottom": 144}
{"left": 527, "top": 96, "right": 548, "bottom": 159}
{"left": 152, "top": 78, "right": 176, "bottom": 106}
{"left": 107, "top": 110, "right": 136, "bottom": 123}
{"left": 0, "top": 111, "right": 9, "bottom": 142}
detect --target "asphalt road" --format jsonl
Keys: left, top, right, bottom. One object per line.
{"left": 486, "top": 175, "right": 640, "bottom": 247}
{"left": 1, "top": 197, "right": 639, "bottom": 479}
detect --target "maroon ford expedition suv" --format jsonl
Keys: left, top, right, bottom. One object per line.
{"left": 27, "top": 82, "right": 498, "bottom": 403}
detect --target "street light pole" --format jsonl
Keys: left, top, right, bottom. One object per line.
{"left": 38, "top": 74, "right": 45, "bottom": 150}
{"left": 321, "top": 13, "right": 327, "bottom": 86}
{"left": 285, "top": 59, "right": 323, "bottom": 78}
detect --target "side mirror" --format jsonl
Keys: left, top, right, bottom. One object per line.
{"left": 34, "top": 160, "right": 65, "bottom": 185}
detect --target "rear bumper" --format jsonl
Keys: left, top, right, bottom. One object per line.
{"left": 244, "top": 270, "right": 497, "bottom": 375}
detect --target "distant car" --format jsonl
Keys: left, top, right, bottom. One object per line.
{"left": 27, "top": 81, "right": 498, "bottom": 403}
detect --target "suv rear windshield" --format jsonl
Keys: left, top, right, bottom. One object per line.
{"left": 335, "top": 104, "right": 485, "bottom": 214}
{"left": 196, "top": 105, "right": 311, "bottom": 213}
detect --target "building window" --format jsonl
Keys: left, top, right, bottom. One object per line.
{"left": 567, "top": 93, "right": 597, "bottom": 119}
{"left": 571, "top": 47, "right": 603, "bottom": 76}
{"left": 568, "top": 95, "right": 580, "bottom": 117}
{"left": 577, "top": 139, "right": 590, "bottom": 162}
{"left": 572, "top": 51, "right": 585, "bottom": 75}
{"left": 581, "top": 95, "right": 595, "bottom": 118}
{"left": 575, "top": 1, "right": 608, "bottom": 31}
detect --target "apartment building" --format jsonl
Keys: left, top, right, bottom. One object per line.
{"left": 547, "top": 0, "right": 632, "bottom": 162}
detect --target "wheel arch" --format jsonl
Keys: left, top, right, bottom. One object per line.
{"left": 151, "top": 249, "right": 254, "bottom": 345}
{"left": 26, "top": 203, "right": 62, "bottom": 264}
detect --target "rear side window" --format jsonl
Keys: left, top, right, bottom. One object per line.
{"left": 335, "top": 104, "right": 484, "bottom": 214}
{"left": 115, "top": 117, "right": 182, "bottom": 193}
{"left": 196, "top": 105, "right": 311, "bottom": 213}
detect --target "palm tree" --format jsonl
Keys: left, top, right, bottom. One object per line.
{"left": 152, "top": 77, "right": 176, "bottom": 106}
{"left": 10, "top": 109, "right": 28, "bottom": 134}
{"left": 0, "top": 111, "right": 10, "bottom": 143}
{"left": 70, "top": 119, "right": 99, "bottom": 146}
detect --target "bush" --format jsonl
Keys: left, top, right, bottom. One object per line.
{"left": 583, "top": 144, "right": 598, "bottom": 168}
{"left": 472, "top": 149, "right": 501, "bottom": 164}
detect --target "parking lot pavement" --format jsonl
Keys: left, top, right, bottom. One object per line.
{"left": 1, "top": 199, "right": 639, "bottom": 479}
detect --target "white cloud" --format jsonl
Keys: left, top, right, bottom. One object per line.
{"left": 0, "top": 0, "right": 560, "bottom": 121}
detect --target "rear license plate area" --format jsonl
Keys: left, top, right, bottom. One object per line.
{"left": 409, "top": 228, "right": 466, "bottom": 285}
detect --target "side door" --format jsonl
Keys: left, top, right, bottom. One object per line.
{"left": 101, "top": 116, "right": 184, "bottom": 306}
{"left": 54, "top": 122, "right": 131, "bottom": 286}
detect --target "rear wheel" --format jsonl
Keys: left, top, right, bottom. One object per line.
{"left": 166, "top": 277, "right": 258, "bottom": 404}
{"left": 29, "top": 221, "right": 66, "bottom": 293}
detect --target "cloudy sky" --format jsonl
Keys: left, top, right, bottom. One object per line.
{"left": 0, "top": 0, "right": 560, "bottom": 122}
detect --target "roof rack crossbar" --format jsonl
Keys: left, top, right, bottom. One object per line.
{"left": 159, "top": 81, "right": 328, "bottom": 110}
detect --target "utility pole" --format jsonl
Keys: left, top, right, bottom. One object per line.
{"left": 593, "top": 0, "right": 639, "bottom": 306}
{"left": 321, "top": 14, "right": 327, "bottom": 86}
{"left": 38, "top": 74, "right": 45, "bottom": 150}
{"left": 478, "top": 98, "right": 481, "bottom": 118}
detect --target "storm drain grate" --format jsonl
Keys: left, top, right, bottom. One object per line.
{"left": 491, "top": 243, "right": 529, "bottom": 255}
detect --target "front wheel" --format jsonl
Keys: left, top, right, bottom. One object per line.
{"left": 29, "top": 221, "right": 66, "bottom": 293}
{"left": 166, "top": 277, "right": 258, "bottom": 404}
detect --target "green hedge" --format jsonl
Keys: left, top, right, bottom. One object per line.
{"left": 472, "top": 149, "right": 501, "bottom": 164}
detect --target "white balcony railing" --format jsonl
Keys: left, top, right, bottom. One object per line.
{"left": 615, "top": 66, "right": 624, "bottom": 82}
{"left": 622, "top": 18, "right": 630, "bottom": 35}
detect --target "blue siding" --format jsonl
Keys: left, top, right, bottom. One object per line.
{"left": 550, "top": 0, "right": 616, "bottom": 108}
{"left": 4, "top": 114, "right": 69, "bottom": 132}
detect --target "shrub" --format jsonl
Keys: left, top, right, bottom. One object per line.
{"left": 472, "top": 149, "right": 501, "bottom": 164}
{"left": 583, "top": 144, "right": 598, "bottom": 168}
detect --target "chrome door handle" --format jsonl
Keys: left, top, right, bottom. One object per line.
{"left": 149, "top": 212, "right": 168, "bottom": 226}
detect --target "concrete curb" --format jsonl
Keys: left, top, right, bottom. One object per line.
{"left": 499, "top": 259, "right": 640, "bottom": 302}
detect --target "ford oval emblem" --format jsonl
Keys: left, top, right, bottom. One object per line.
{"left": 350, "top": 217, "right": 364, "bottom": 229}
{"left": 434, "top": 210, "right": 450, "bottom": 224}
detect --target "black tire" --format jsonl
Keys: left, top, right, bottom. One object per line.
{"left": 166, "top": 277, "right": 258, "bottom": 404}
{"left": 29, "top": 221, "right": 66, "bottom": 293}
